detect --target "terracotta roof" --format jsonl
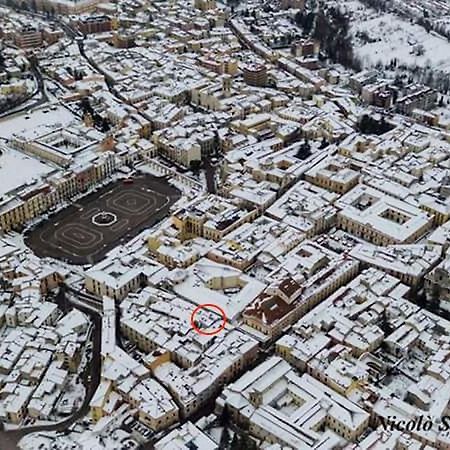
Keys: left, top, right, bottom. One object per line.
{"left": 277, "top": 277, "right": 302, "bottom": 298}
{"left": 244, "top": 292, "right": 295, "bottom": 326}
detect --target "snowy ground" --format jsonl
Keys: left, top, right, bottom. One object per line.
{"left": 0, "top": 104, "right": 75, "bottom": 140}
{"left": 341, "top": 0, "right": 450, "bottom": 73}
{"left": 0, "top": 147, "right": 55, "bottom": 196}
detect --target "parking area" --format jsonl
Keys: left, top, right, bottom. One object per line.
{"left": 25, "top": 175, "right": 181, "bottom": 265}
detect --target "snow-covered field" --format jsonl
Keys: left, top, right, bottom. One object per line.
{"left": 0, "top": 104, "right": 75, "bottom": 140}
{"left": 342, "top": 0, "right": 450, "bottom": 73}
{"left": 0, "top": 148, "right": 55, "bottom": 196}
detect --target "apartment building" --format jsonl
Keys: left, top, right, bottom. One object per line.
{"left": 72, "top": 15, "right": 113, "bottom": 35}
{"left": 14, "top": 27, "right": 43, "bottom": 48}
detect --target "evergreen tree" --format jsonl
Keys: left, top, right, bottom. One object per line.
{"left": 429, "top": 282, "right": 441, "bottom": 313}
{"left": 221, "top": 427, "right": 231, "bottom": 448}
{"left": 189, "top": 160, "right": 201, "bottom": 174}
{"left": 296, "top": 139, "right": 311, "bottom": 159}
{"left": 230, "top": 434, "right": 240, "bottom": 450}
{"left": 319, "top": 137, "right": 328, "bottom": 149}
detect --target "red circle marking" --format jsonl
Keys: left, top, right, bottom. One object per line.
{"left": 190, "top": 303, "right": 227, "bottom": 336}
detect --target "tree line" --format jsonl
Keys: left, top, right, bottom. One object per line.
{"left": 295, "top": 5, "right": 361, "bottom": 70}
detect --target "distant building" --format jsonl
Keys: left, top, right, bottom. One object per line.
{"left": 72, "top": 15, "right": 113, "bottom": 35}
{"left": 242, "top": 63, "right": 267, "bottom": 87}
{"left": 194, "top": 0, "right": 216, "bottom": 10}
{"left": 14, "top": 27, "right": 43, "bottom": 49}
{"left": 425, "top": 257, "right": 450, "bottom": 304}
{"left": 349, "top": 70, "right": 378, "bottom": 94}
{"left": 361, "top": 82, "right": 394, "bottom": 109}
{"left": 291, "top": 39, "right": 319, "bottom": 58}
{"left": 396, "top": 85, "right": 438, "bottom": 115}
{"left": 31, "top": 0, "right": 101, "bottom": 14}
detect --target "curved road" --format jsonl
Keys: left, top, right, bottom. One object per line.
{"left": 0, "top": 286, "right": 102, "bottom": 450}
{"left": 0, "top": 61, "right": 48, "bottom": 119}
